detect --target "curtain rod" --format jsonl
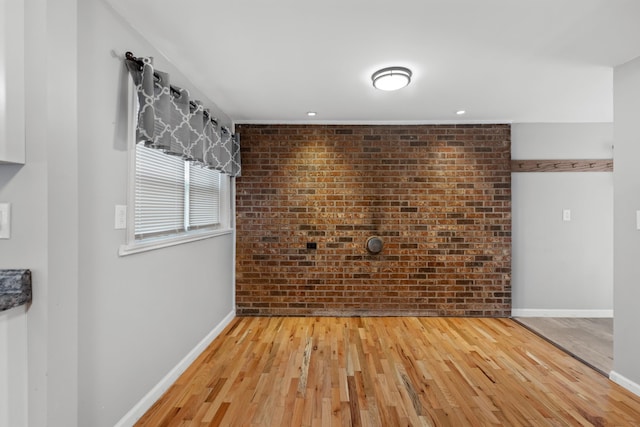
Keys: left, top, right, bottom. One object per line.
{"left": 125, "top": 51, "right": 229, "bottom": 133}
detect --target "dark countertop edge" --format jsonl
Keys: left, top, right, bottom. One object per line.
{"left": 0, "top": 269, "right": 32, "bottom": 312}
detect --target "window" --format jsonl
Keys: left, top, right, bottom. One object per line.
{"left": 134, "top": 144, "right": 186, "bottom": 239}
{"left": 119, "top": 83, "right": 232, "bottom": 256}
{"left": 134, "top": 143, "right": 223, "bottom": 239}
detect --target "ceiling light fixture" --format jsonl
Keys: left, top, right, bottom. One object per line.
{"left": 371, "top": 66, "right": 412, "bottom": 91}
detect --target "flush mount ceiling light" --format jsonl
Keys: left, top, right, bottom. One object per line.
{"left": 371, "top": 66, "right": 412, "bottom": 91}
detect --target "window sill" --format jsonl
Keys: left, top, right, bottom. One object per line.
{"left": 118, "top": 228, "right": 234, "bottom": 256}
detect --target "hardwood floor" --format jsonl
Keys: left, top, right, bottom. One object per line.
{"left": 515, "top": 317, "right": 613, "bottom": 376}
{"left": 135, "top": 317, "right": 640, "bottom": 426}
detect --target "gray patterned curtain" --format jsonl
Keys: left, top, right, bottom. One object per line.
{"left": 125, "top": 54, "right": 241, "bottom": 177}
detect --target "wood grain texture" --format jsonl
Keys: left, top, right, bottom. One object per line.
{"left": 515, "top": 317, "right": 613, "bottom": 376}
{"left": 511, "top": 159, "right": 613, "bottom": 172}
{"left": 134, "top": 317, "right": 640, "bottom": 426}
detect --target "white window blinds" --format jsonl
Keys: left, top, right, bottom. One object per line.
{"left": 134, "top": 143, "right": 221, "bottom": 240}
{"left": 188, "top": 163, "right": 221, "bottom": 229}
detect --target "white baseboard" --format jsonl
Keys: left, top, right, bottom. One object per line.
{"left": 610, "top": 371, "right": 640, "bottom": 397}
{"left": 114, "top": 310, "right": 235, "bottom": 427}
{"left": 511, "top": 309, "right": 613, "bottom": 318}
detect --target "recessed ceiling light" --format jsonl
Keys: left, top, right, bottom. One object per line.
{"left": 456, "top": 110, "right": 466, "bottom": 115}
{"left": 371, "top": 66, "right": 412, "bottom": 91}
{"left": 307, "top": 111, "right": 317, "bottom": 117}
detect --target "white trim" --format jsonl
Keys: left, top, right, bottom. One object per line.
{"left": 114, "top": 310, "right": 235, "bottom": 427}
{"left": 610, "top": 371, "right": 640, "bottom": 397}
{"left": 125, "top": 77, "right": 137, "bottom": 245}
{"left": 118, "top": 227, "right": 233, "bottom": 256}
{"left": 511, "top": 309, "right": 613, "bottom": 318}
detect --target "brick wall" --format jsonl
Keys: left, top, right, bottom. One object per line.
{"left": 235, "top": 124, "right": 511, "bottom": 317}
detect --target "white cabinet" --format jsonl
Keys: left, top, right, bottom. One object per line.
{"left": 0, "top": 306, "right": 28, "bottom": 426}
{"left": 0, "top": 0, "right": 25, "bottom": 165}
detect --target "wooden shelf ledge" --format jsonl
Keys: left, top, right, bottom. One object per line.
{"left": 511, "top": 159, "right": 613, "bottom": 173}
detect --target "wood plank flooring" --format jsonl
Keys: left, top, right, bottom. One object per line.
{"left": 515, "top": 317, "right": 613, "bottom": 376}
{"left": 134, "top": 317, "right": 640, "bottom": 426}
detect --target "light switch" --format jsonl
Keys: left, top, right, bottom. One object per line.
{"left": 563, "top": 209, "right": 571, "bottom": 222}
{"left": 115, "top": 205, "right": 127, "bottom": 229}
{"left": 0, "top": 203, "right": 11, "bottom": 239}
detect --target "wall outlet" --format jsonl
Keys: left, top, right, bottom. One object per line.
{"left": 0, "top": 203, "right": 11, "bottom": 239}
{"left": 115, "top": 205, "right": 127, "bottom": 229}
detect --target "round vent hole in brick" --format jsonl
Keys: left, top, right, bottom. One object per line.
{"left": 366, "top": 236, "right": 383, "bottom": 254}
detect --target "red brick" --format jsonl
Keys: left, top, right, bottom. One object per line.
{"left": 235, "top": 124, "right": 511, "bottom": 317}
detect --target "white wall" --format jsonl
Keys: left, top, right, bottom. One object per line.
{"left": 511, "top": 123, "right": 614, "bottom": 316}
{"left": 612, "top": 56, "right": 640, "bottom": 393}
{"left": 0, "top": 0, "right": 237, "bottom": 425}
{"left": 0, "top": 0, "right": 78, "bottom": 425}
{"left": 76, "top": 1, "right": 235, "bottom": 426}
{"left": 0, "top": 0, "right": 33, "bottom": 402}
{"left": 0, "top": 306, "right": 28, "bottom": 427}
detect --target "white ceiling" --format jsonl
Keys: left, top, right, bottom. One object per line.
{"left": 106, "top": 0, "right": 640, "bottom": 124}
